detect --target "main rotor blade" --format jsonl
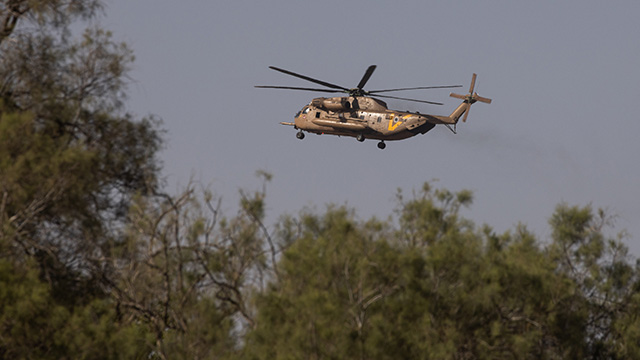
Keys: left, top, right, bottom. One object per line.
{"left": 368, "top": 85, "right": 463, "bottom": 94}
{"left": 268, "top": 66, "right": 349, "bottom": 92}
{"left": 255, "top": 85, "right": 343, "bottom": 93}
{"left": 374, "top": 94, "right": 443, "bottom": 105}
{"left": 357, "top": 65, "right": 377, "bottom": 90}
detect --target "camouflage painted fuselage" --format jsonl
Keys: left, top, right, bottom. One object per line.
{"left": 292, "top": 96, "right": 459, "bottom": 141}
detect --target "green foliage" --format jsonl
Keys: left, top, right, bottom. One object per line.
{"left": 0, "top": 105, "right": 95, "bottom": 220}
{"left": 395, "top": 183, "right": 474, "bottom": 247}
{"left": 0, "top": 1, "right": 165, "bottom": 357}
{"left": 547, "top": 203, "right": 639, "bottom": 358}
{"left": 246, "top": 184, "right": 640, "bottom": 359}
{"left": 0, "top": 0, "right": 162, "bottom": 309}
{"left": 245, "top": 206, "right": 402, "bottom": 360}
{"left": 0, "top": 259, "right": 153, "bottom": 359}
{"left": 1, "top": 1, "right": 102, "bottom": 47}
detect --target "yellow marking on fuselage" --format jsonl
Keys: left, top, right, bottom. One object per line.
{"left": 388, "top": 114, "right": 411, "bottom": 131}
{"left": 386, "top": 113, "right": 395, "bottom": 131}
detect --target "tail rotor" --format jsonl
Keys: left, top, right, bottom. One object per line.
{"left": 450, "top": 73, "right": 492, "bottom": 122}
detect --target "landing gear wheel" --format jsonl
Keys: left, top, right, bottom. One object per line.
{"left": 356, "top": 134, "right": 365, "bottom": 142}
{"left": 296, "top": 131, "right": 305, "bottom": 140}
{"left": 377, "top": 141, "right": 386, "bottom": 150}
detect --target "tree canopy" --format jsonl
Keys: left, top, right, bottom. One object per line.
{"left": 1, "top": 2, "right": 639, "bottom": 359}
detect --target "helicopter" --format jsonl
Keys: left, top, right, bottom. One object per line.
{"left": 256, "top": 65, "right": 491, "bottom": 149}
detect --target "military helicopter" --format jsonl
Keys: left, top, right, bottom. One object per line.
{"left": 256, "top": 65, "right": 491, "bottom": 149}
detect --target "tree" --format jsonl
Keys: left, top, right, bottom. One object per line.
{"left": 547, "top": 204, "right": 640, "bottom": 358}
{"left": 0, "top": 258, "right": 154, "bottom": 359}
{"left": 245, "top": 206, "right": 402, "bottom": 360}
{"left": 245, "top": 183, "right": 640, "bottom": 359}
{"left": 1, "top": 1, "right": 164, "bottom": 357}
{"left": 0, "top": 0, "right": 162, "bottom": 304}
{"left": 99, "top": 173, "right": 278, "bottom": 359}
{"left": 1, "top": 1, "right": 101, "bottom": 43}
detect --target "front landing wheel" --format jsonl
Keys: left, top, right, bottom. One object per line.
{"left": 377, "top": 141, "right": 386, "bottom": 150}
{"left": 296, "top": 131, "right": 305, "bottom": 140}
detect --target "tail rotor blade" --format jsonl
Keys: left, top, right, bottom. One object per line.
{"left": 475, "top": 94, "right": 492, "bottom": 104}
{"left": 462, "top": 104, "right": 470, "bottom": 122}
{"left": 469, "top": 73, "right": 477, "bottom": 94}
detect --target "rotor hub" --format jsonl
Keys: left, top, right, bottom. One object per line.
{"left": 348, "top": 88, "right": 367, "bottom": 97}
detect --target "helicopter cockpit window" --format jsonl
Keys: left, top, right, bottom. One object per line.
{"left": 296, "top": 107, "right": 310, "bottom": 118}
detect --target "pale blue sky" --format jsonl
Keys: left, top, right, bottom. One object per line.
{"left": 102, "top": 1, "right": 640, "bottom": 252}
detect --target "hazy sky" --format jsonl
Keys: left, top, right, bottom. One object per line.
{"left": 102, "top": 1, "right": 640, "bottom": 253}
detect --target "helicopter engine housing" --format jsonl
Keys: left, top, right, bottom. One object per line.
{"left": 312, "top": 97, "right": 351, "bottom": 111}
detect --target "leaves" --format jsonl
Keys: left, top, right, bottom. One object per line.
{"left": 245, "top": 185, "right": 640, "bottom": 359}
